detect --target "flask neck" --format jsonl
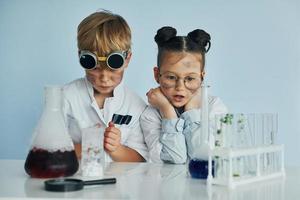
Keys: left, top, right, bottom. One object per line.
{"left": 44, "top": 86, "right": 62, "bottom": 110}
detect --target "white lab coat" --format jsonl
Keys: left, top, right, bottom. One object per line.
{"left": 62, "top": 77, "right": 148, "bottom": 162}
{"left": 140, "top": 96, "right": 228, "bottom": 163}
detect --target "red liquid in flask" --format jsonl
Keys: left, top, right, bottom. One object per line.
{"left": 24, "top": 148, "right": 79, "bottom": 178}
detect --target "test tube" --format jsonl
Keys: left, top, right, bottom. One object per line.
{"left": 201, "top": 83, "right": 209, "bottom": 143}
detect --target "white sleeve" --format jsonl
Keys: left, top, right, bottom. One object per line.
{"left": 140, "top": 108, "right": 163, "bottom": 163}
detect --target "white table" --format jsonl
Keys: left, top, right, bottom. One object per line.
{"left": 0, "top": 160, "right": 299, "bottom": 200}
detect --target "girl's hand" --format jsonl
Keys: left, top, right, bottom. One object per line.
{"left": 147, "top": 87, "right": 177, "bottom": 119}
{"left": 147, "top": 87, "right": 170, "bottom": 109}
{"left": 185, "top": 88, "right": 202, "bottom": 111}
{"left": 104, "top": 122, "right": 121, "bottom": 153}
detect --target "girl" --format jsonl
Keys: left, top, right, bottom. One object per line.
{"left": 140, "top": 26, "right": 228, "bottom": 164}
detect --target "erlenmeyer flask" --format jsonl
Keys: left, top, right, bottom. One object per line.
{"left": 24, "top": 86, "right": 79, "bottom": 178}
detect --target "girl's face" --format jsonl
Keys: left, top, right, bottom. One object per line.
{"left": 155, "top": 52, "right": 203, "bottom": 108}
{"left": 86, "top": 52, "right": 131, "bottom": 97}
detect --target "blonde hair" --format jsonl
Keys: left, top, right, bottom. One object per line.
{"left": 77, "top": 11, "right": 131, "bottom": 56}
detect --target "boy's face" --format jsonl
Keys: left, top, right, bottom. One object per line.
{"left": 85, "top": 53, "right": 131, "bottom": 96}
{"left": 154, "top": 52, "right": 203, "bottom": 108}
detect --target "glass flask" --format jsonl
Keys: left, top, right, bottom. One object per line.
{"left": 189, "top": 83, "right": 214, "bottom": 179}
{"left": 24, "top": 86, "right": 79, "bottom": 178}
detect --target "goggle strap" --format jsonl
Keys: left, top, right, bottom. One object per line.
{"left": 123, "top": 51, "right": 128, "bottom": 59}
{"left": 97, "top": 56, "right": 107, "bottom": 61}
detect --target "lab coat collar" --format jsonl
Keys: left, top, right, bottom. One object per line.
{"left": 84, "top": 76, "right": 125, "bottom": 124}
{"left": 84, "top": 76, "right": 124, "bottom": 101}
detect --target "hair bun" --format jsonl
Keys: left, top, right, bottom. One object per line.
{"left": 187, "top": 29, "right": 211, "bottom": 52}
{"left": 154, "top": 26, "right": 177, "bottom": 46}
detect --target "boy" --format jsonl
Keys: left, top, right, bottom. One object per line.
{"left": 63, "top": 10, "right": 147, "bottom": 162}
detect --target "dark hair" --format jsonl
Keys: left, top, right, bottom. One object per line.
{"left": 154, "top": 26, "right": 211, "bottom": 72}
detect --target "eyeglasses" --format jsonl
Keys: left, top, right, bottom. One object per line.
{"left": 79, "top": 50, "right": 128, "bottom": 70}
{"left": 159, "top": 72, "right": 202, "bottom": 90}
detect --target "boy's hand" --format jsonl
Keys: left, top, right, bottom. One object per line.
{"left": 103, "top": 122, "right": 144, "bottom": 162}
{"left": 185, "top": 88, "right": 201, "bottom": 111}
{"left": 104, "top": 122, "right": 121, "bottom": 153}
{"left": 147, "top": 87, "right": 177, "bottom": 119}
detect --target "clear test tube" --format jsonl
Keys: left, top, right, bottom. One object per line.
{"left": 265, "top": 151, "right": 274, "bottom": 175}
{"left": 218, "top": 157, "right": 224, "bottom": 179}
{"left": 200, "top": 84, "right": 209, "bottom": 144}
{"left": 236, "top": 113, "right": 249, "bottom": 148}
{"left": 255, "top": 113, "right": 264, "bottom": 146}
{"left": 264, "top": 114, "right": 273, "bottom": 145}
{"left": 214, "top": 114, "right": 222, "bottom": 147}
{"left": 219, "top": 157, "right": 224, "bottom": 179}
{"left": 238, "top": 156, "right": 245, "bottom": 178}
{"left": 242, "top": 155, "right": 249, "bottom": 177}
{"left": 245, "top": 155, "right": 256, "bottom": 177}
{"left": 222, "top": 158, "right": 230, "bottom": 178}
{"left": 214, "top": 156, "right": 220, "bottom": 179}
{"left": 262, "top": 113, "right": 278, "bottom": 146}
{"left": 271, "top": 152, "right": 276, "bottom": 174}
{"left": 260, "top": 153, "right": 265, "bottom": 175}
{"left": 237, "top": 114, "right": 244, "bottom": 146}
{"left": 260, "top": 114, "right": 270, "bottom": 175}
{"left": 271, "top": 113, "right": 278, "bottom": 145}
{"left": 224, "top": 115, "right": 234, "bottom": 148}
{"left": 265, "top": 114, "right": 272, "bottom": 145}
{"left": 274, "top": 151, "right": 280, "bottom": 173}
{"left": 232, "top": 157, "right": 238, "bottom": 178}
{"left": 266, "top": 152, "right": 270, "bottom": 175}
{"left": 265, "top": 152, "right": 273, "bottom": 176}
{"left": 246, "top": 114, "right": 256, "bottom": 147}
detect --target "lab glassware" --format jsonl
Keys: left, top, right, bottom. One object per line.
{"left": 208, "top": 113, "right": 284, "bottom": 188}
{"left": 81, "top": 124, "right": 105, "bottom": 177}
{"left": 188, "top": 83, "right": 213, "bottom": 179}
{"left": 24, "top": 86, "right": 79, "bottom": 178}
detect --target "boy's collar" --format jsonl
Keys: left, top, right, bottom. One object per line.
{"left": 84, "top": 76, "right": 124, "bottom": 102}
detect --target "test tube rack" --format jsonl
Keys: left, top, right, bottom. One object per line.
{"left": 207, "top": 114, "right": 285, "bottom": 189}
{"left": 207, "top": 145, "right": 285, "bottom": 188}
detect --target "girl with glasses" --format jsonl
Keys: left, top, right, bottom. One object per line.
{"left": 140, "top": 26, "right": 228, "bottom": 163}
